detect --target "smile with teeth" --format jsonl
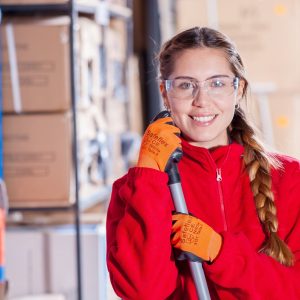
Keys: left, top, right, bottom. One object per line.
{"left": 192, "top": 115, "right": 216, "bottom": 122}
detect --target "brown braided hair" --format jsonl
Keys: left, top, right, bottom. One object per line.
{"left": 158, "top": 27, "right": 294, "bottom": 266}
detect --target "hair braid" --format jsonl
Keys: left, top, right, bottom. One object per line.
{"left": 230, "top": 109, "right": 294, "bottom": 266}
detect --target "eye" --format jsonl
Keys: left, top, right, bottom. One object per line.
{"left": 210, "top": 79, "right": 226, "bottom": 88}
{"left": 176, "top": 80, "right": 194, "bottom": 90}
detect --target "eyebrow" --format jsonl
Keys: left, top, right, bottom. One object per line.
{"left": 173, "top": 74, "right": 231, "bottom": 81}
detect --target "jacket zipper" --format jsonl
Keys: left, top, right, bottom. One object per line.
{"left": 216, "top": 168, "right": 228, "bottom": 231}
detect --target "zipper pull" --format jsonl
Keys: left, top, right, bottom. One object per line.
{"left": 216, "top": 168, "right": 222, "bottom": 181}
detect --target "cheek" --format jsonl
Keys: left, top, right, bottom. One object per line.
{"left": 169, "top": 100, "right": 188, "bottom": 113}
{"left": 222, "top": 103, "right": 236, "bottom": 126}
{"left": 217, "top": 99, "right": 236, "bottom": 113}
{"left": 169, "top": 106, "right": 187, "bottom": 128}
{"left": 169, "top": 102, "right": 188, "bottom": 121}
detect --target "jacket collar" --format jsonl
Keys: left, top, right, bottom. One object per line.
{"left": 181, "top": 138, "right": 244, "bottom": 170}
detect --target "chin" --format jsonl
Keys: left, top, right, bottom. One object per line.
{"left": 183, "top": 134, "right": 209, "bottom": 145}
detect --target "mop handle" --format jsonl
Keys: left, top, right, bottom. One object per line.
{"left": 151, "top": 111, "right": 211, "bottom": 300}
{"left": 167, "top": 164, "right": 211, "bottom": 300}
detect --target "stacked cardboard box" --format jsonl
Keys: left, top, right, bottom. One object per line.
{"left": 1, "top": 16, "right": 109, "bottom": 207}
{"left": 104, "top": 17, "right": 142, "bottom": 181}
{"left": 106, "top": 18, "right": 128, "bottom": 129}
{"left": 174, "top": 0, "right": 300, "bottom": 158}
{"left": 2, "top": 17, "right": 103, "bottom": 112}
{"left": 5, "top": 224, "right": 109, "bottom": 300}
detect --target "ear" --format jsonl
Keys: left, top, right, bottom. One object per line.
{"left": 160, "top": 82, "right": 171, "bottom": 110}
{"left": 159, "top": 81, "right": 166, "bottom": 97}
{"left": 237, "top": 79, "right": 245, "bottom": 100}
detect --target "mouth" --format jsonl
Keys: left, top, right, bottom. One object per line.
{"left": 191, "top": 115, "right": 216, "bottom": 123}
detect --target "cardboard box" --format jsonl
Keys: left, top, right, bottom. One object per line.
{"left": 1, "top": 18, "right": 71, "bottom": 113}
{"left": 5, "top": 225, "right": 109, "bottom": 300}
{"left": 106, "top": 18, "right": 128, "bottom": 104}
{"left": 6, "top": 228, "right": 46, "bottom": 298}
{"left": 175, "top": 0, "right": 209, "bottom": 32}
{"left": 3, "top": 109, "right": 108, "bottom": 207}
{"left": 105, "top": 99, "right": 128, "bottom": 133}
{"left": 107, "top": 19, "right": 127, "bottom": 63}
{"left": 47, "top": 224, "right": 108, "bottom": 300}
{"left": 175, "top": 0, "right": 300, "bottom": 91}
{"left": 77, "top": 18, "right": 103, "bottom": 111}
{"left": 1, "top": 17, "right": 102, "bottom": 113}
{"left": 3, "top": 113, "right": 72, "bottom": 207}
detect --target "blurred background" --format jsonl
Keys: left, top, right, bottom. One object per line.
{"left": 0, "top": 0, "right": 300, "bottom": 299}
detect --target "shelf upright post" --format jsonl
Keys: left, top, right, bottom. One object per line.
{"left": 0, "top": 7, "right": 3, "bottom": 180}
{"left": 0, "top": 3, "right": 87, "bottom": 299}
{"left": 69, "top": 1, "right": 83, "bottom": 299}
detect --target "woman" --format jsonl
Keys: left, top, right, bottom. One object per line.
{"left": 106, "top": 27, "right": 300, "bottom": 299}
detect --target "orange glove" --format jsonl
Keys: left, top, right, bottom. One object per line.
{"left": 137, "top": 117, "right": 181, "bottom": 171}
{"left": 171, "top": 213, "right": 222, "bottom": 263}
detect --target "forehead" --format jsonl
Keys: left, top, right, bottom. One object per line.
{"left": 171, "top": 47, "right": 232, "bottom": 79}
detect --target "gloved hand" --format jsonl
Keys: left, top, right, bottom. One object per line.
{"left": 137, "top": 117, "right": 181, "bottom": 172}
{"left": 171, "top": 213, "right": 222, "bottom": 263}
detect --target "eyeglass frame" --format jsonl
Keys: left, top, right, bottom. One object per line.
{"left": 162, "top": 76, "right": 240, "bottom": 101}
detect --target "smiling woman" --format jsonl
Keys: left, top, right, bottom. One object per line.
{"left": 159, "top": 45, "right": 245, "bottom": 148}
{"left": 106, "top": 27, "right": 300, "bottom": 300}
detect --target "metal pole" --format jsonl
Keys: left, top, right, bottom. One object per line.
{"left": 168, "top": 179, "right": 211, "bottom": 300}
{"left": 69, "top": 1, "right": 82, "bottom": 299}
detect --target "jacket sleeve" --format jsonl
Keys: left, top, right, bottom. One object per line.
{"left": 106, "top": 167, "right": 182, "bottom": 300}
{"left": 204, "top": 159, "right": 300, "bottom": 300}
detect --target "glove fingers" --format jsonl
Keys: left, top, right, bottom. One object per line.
{"left": 171, "top": 219, "right": 184, "bottom": 231}
{"left": 172, "top": 213, "right": 189, "bottom": 222}
{"left": 151, "top": 124, "right": 181, "bottom": 136}
{"left": 172, "top": 213, "right": 194, "bottom": 228}
{"left": 208, "top": 231, "right": 222, "bottom": 261}
{"left": 170, "top": 231, "right": 181, "bottom": 245}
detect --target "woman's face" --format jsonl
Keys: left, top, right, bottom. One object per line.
{"left": 162, "top": 47, "right": 244, "bottom": 149}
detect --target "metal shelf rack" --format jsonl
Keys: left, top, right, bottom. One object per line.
{"left": 0, "top": 1, "right": 132, "bottom": 299}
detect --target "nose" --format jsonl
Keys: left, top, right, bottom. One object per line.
{"left": 192, "top": 87, "right": 210, "bottom": 107}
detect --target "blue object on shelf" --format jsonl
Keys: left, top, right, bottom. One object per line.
{"left": 0, "top": 266, "right": 4, "bottom": 282}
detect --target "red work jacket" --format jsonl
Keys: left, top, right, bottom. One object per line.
{"left": 106, "top": 140, "right": 300, "bottom": 299}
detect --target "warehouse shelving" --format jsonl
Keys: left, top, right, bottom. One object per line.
{"left": 0, "top": 1, "right": 132, "bottom": 299}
